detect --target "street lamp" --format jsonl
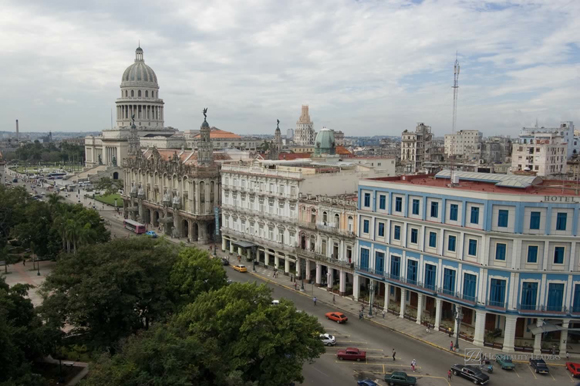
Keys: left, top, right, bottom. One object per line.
{"left": 454, "top": 305, "right": 463, "bottom": 350}
{"left": 368, "top": 281, "right": 374, "bottom": 317}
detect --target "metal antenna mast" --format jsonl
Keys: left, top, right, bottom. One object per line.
{"left": 450, "top": 55, "right": 460, "bottom": 183}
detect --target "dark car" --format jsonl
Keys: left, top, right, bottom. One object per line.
{"left": 529, "top": 358, "right": 549, "bottom": 374}
{"left": 450, "top": 364, "right": 489, "bottom": 385}
{"left": 221, "top": 258, "right": 230, "bottom": 266}
{"left": 357, "top": 380, "right": 378, "bottom": 386}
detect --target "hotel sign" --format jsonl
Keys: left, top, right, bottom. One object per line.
{"left": 544, "top": 196, "right": 580, "bottom": 203}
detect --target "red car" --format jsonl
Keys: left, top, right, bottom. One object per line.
{"left": 566, "top": 362, "right": 580, "bottom": 377}
{"left": 325, "top": 312, "right": 348, "bottom": 323}
{"left": 337, "top": 347, "right": 366, "bottom": 361}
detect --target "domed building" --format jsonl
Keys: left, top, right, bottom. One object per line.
{"left": 313, "top": 127, "right": 336, "bottom": 156}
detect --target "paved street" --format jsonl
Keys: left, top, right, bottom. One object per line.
{"left": 2, "top": 166, "right": 578, "bottom": 385}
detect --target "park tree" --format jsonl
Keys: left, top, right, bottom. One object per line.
{"left": 84, "top": 283, "right": 325, "bottom": 386}
{"left": 95, "top": 177, "right": 123, "bottom": 196}
{"left": 40, "top": 238, "right": 180, "bottom": 352}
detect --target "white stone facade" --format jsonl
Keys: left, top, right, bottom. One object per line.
{"left": 295, "top": 105, "right": 315, "bottom": 146}
{"left": 444, "top": 130, "right": 482, "bottom": 160}
{"left": 511, "top": 133, "right": 568, "bottom": 177}
{"left": 401, "top": 123, "right": 433, "bottom": 174}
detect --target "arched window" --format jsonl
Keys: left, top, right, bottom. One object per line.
{"left": 334, "top": 213, "right": 340, "bottom": 225}
{"left": 131, "top": 90, "right": 134, "bottom": 97}
{"left": 322, "top": 211, "right": 328, "bottom": 224}
{"left": 145, "top": 90, "right": 148, "bottom": 97}
{"left": 125, "top": 90, "right": 128, "bottom": 97}
{"left": 138, "top": 90, "right": 141, "bottom": 97}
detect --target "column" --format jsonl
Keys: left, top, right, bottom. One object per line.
{"left": 238, "top": 246, "right": 243, "bottom": 256}
{"left": 205, "top": 181, "right": 211, "bottom": 214}
{"left": 229, "top": 240, "right": 234, "bottom": 254}
{"left": 533, "top": 318, "right": 544, "bottom": 355}
{"left": 416, "top": 294, "right": 424, "bottom": 325}
{"left": 284, "top": 258, "right": 290, "bottom": 274}
{"left": 221, "top": 237, "right": 226, "bottom": 251}
{"left": 315, "top": 263, "right": 322, "bottom": 286}
{"left": 274, "top": 254, "right": 280, "bottom": 270}
{"left": 195, "top": 182, "right": 201, "bottom": 215}
{"left": 265, "top": 252, "right": 270, "bottom": 267}
{"left": 327, "top": 268, "right": 333, "bottom": 289}
{"left": 296, "top": 258, "right": 301, "bottom": 279}
{"left": 353, "top": 274, "right": 360, "bottom": 301}
{"left": 399, "top": 288, "right": 406, "bottom": 318}
{"left": 560, "top": 319, "right": 569, "bottom": 356}
{"left": 339, "top": 270, "right": 346, "bottom": 296}
{"left": 384, "top": 283, "right": 390, "bottom": 310}
{"left": 434, "top": 298, "right": 442, "bottom": 330}
{"left": 305, "top": 259, "right": 311, "bottom": 281}
{"left": 503, "top": 315, "right": 517, "bottom": 353}
{"left": 474, "top": 310, "right": 486, "bottom": 347}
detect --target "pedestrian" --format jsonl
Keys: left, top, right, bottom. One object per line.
{"left": 450, "top": 341, "right": 454, "bottom": 351}
{"left": 411, "top": 359, "right": 416, "bottom": 372}
{"left": 359, "top": 311, "right": 363, "bottom": 320}
{"left": 382, "top": 309, "right": 386, "bottom": 319}
{"left": 448, "top": 327, "right": 453, "bottom": 337}
{"left": 448, "top": 369, "right": 452, "bottom": 382}
{"left": 294, "top": 282, "right": 297, "bottom": 290}
{"left": 333, "top": 294, "right": 336, "bottom": 304}
{"left": 313, "top": 296, "right": 317, "bottom": 306}
{"left": 392, "top": 349, "right": 396, "bottom": 361}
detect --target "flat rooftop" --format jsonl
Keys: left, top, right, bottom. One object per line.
{"left": 366, "top": 170, "right": 580, "bottom": 197}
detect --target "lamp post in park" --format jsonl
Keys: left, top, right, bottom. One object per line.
{"left": 454, "top": 305, "right": 463, "bottom": 350}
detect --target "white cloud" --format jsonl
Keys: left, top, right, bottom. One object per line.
{"left": 0, "top": 0, "right": 579, "bottom": 136}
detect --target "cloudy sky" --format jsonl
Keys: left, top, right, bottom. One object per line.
{"left": 1, "top": 0, "right": 579, "bottom": 137}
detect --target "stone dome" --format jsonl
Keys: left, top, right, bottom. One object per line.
{"left": 121, "top": 47, "right": 158, "bottom": 87}
{"left": 314, "top": 128, "right": 336, "bottom": 156}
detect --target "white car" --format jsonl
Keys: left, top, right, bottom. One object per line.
{"left": 271, "top": 300, "right": 280, "bottom": 306}
{"left": 319, "top": 333, "right": 336, "bottom": 346}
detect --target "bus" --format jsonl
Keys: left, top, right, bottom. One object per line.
{"left": 47, "top": 172, "right": 67, "bottom": 180}
{"left": 123, "top": 219, "right": 146, "bottom": 234}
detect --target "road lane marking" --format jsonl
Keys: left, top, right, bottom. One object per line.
{"left": 565, "top": 369, "right": 575, "bottom": 382}
{"left": 527, "top": 365, "right": 537, "bottom": 380}
{"left": 549, "top": 371, "right": 556, "bottom": 381}
{"left": 513, "top": 367, "right": 521, "bottom": 378}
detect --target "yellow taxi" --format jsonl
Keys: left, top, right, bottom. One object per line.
{"left": 232, "top": 264, "right": 248, "bottom": 273}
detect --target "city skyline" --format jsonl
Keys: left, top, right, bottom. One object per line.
{"left": 1, "top": 0, "right": 579, "bottom": 135}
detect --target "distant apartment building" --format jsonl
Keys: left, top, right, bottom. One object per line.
{"left": 520, "top": 122, "right": 578, "bottom": 159}
{"left": 511, "top": 133, "right": 567, "bottom": 177}
{"left": 400, "top": 123, "right": 433, "bottom": 173}
{"left": 287, "top": 128, "right": 294, "bottom": 140}
{"left": 294, "top": 105, "right": 316, "bottom": 146}
{"left": 333, "top": 130, "right": 345, "bottom": 146}
{"left": 444, "top": 130, "right": 482, "bottom": 160}
{"left": 481, "top": 136, "right": 512, "bottom": 164}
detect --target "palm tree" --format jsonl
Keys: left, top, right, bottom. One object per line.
{"left": 47, "top": 193, "right": 65, "bottom": 213}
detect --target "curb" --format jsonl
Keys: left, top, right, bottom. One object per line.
{"left": 247, "top": 269, "right": 568, "bottom": 367}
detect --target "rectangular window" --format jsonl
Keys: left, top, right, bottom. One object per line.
{"left": 428, "top": 232, "right": 437, "bottom": 248}
{"left": 424, "top": 264, "right": 436, "bottom": 290}
{"left": 556, "top": 213, "right": 567, "bottom": 231}
{"left": 430, "top": 202, "right": 439, "bottom": 218}
{"left": 378, "top": 222, "right": 385, "bottom": 237}
{"left": 489, "top": 279, "right": 506, "bottom": 308}
{"left": 498, "top": 209, "right": 509, "bottom": 227}
{"left": 363, "top": 220, "right": 369, "bottom": 234}
{"left": 495, "top": 243, "right": 506, "bottom": 261}
{"left": 547, "top": 283, "right": 564, "bottom": 311}
{"left": 450, "top": 204, "right": 458, "bottom": 221}
{"left": 379, "top": 195, "right": 386, "bottom": 210}
{"left": 448, "top": 235, "right": 456, "bottom": 252}
{"left": 395, "top": 197, "right": 402, "bottom": 212}
{"left": 375, "top": 251, "right": 385, "bottom": 275}
{"left": 530, "top": 211, "right": 541, "bottom": 230}
{"left": 412, "top": 199, "right": 420, "bottom": 215}
{"left": 470, "top": 207, "right": 479, "bottom": 224}
{"left": 527, "top": 246, "right": 538, "bottom": 263}
{"left": 554, "top": 247, "right": 565, "bottom": 264}
{"left": 443, "top": 268, "right": 456, "bottom": 296}
{"left": 407, "top": 260, "right": 417, "bottom": 285}
{"left": 463, "top": 273, "right": 477, "bottom": 302}
{"left": 360, "top": 248, "right": 369, "bottom": 270}
{"left": 573, "top": 284, "right": 580, "bottom": 313}
{"left": 363, "top": 193, "right": 371, "bottom": 207}
{"left": 390, "top": 256, "right": 401, "bottom": 279}
{"left": 393, "top": 225, "right": 401, "bottom": 240}
{"left": 410, "top": 228, "right": 418, "bottom": 244}
{"left": 468, "top": 239, "right": 477, "bottom": 256}
{"left": 520, "top": 282, "right": 538, "bottom": 310}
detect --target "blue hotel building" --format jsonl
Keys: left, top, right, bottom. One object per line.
{"left": 355, "top": 171, "right": 580, "bottom": 355}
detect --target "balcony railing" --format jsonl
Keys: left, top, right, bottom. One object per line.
{"left": 486, "top": 300, "right": 506, "bottom": 310}
{"left": 295, "top": 248, "right": 354, "bottom": 270}
{"left": 436, "top": 288, "right": 478, "bottom": 305}
{"left": 298, "top": 221, "right": 316, "bottom": 230}
{"left": 517, "top": 304, "right": 568, "bottom": 315}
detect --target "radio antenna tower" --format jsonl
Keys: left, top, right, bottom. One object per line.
{"left": 450, "top": 54, "right": 460, "bottom": 184}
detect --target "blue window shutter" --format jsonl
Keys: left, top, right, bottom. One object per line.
{"left": 554, "top": 247, "right": 565, "bottom": 264}
{"left": 530, "top": 212, "right": 541, "bottom": 230}
{"left": 395, "top": 197, "right": 402, "bottom": 212}
{"left": 556, "top": 213, "right": 567, "bottom": 231}
{"left": 411, "top": 229, "right": 418, "bottom": 243}
{"left": 394, "top": 226, "right": 400, "bottom": 240}
{"left": 450, "top": 204, "right": 458, "bottom": 221}
{"left": 375, "top": 252, "right": 384, "bottom": 275}
{"left": 379, "top": 195, "right": 386, "bottom": 210}
{"left": 496, "top": 243, "right": 506, "bottom": 260}
{"left": 521, "top": 282, "right": 537, "bottom": 310}
{"left": 360, "top": 249, "right": 369, "bottom": 270}
{"left": 463, "top": 273, "right": 477, "bottom": 301}
{"left": 429, "top": 232, "right": 437, "bottom": 247}
{"left": 498, "top": 209, "right": 509, "bottom": 227}
{"left": 547, "top": 283, "right": 564, "bottom": 311}
{"left": 391, "top": 256, "right": 400, "bottom": 279}
{"left": 407, "top": 260, "right": 417, "bottom": 284}
{"left": 573, "top": 284, "right": 580, "bottom": 312}
{"left": 468, "top": 239, "right": 477, "bottom": 255}
{"left": 431, "top": 202, "right": 438, "bottom": 218}
{"left": 448, "top": 235, "right": 456, "bottom": 252}
{"left": 412, "top": 199, "right": 420, "bottom": 215}
{"left": 425, "top": 264, "right": 436, "bottom": 290}
{"left": 527, "top": 246, "right": 538, "bottom": 263}
{"left": 470, "top": 207, "right": 479, "bottom": 224}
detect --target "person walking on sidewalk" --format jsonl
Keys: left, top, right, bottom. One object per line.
{"left": 332, "top": 294, "right": 336, "bottom": 304}
{"left": 411, "top": 359, "right": 416, "bottom": 372}
{"left": 447, "top": 369, "right": 452, "bottom": 382}
{"left": 313, "top": 296, "right": 317, "bottom": 306}
{"left": 392, "top": 349, "right": 396, "bottom": 361}
{"left": 382, "top": 309, "right": 385, "bottom": 319}
{"left": 449, "top": 341, "right": 454, "bottom": 351}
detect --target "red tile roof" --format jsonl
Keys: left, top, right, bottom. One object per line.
{"left": 192, "top": 127, "right": 241, "bottom": 139}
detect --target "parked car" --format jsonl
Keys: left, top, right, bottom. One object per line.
{"left": 496, "top": 354, "right": 515, "bottom": 370}
{"left": 145, "top": 231, "right": 158, "bottom": 238}
{"left": 384, "top": 371, "right": 417, "bottom": 386}
{"left": 567, "top": 362, "right": 580, "bottom": 377}
{"left": 337, "top": 347, "right": 366, "bottom": 362}
{"left": 319, "top": 333, "right": 336, "bottom": 346}
{"left": 233, "top": 264, "right": 247, "bottom": 273}
{"left": 450, "top": 364, "right": 489, "bottom": 385}
{"left": 221, "top": 258, "right": 230, "bottom": 266}
{"left": 357, "top": 380, "right": 378, "bottom": 386}
{"left": 325, "top": 312, "right": 348, "bottom": 323}
{"left": 271, "top": 300, "right": 280, "bottom": 306}
{"left": 529, "top": 358, "right": 549, "bottom": 374}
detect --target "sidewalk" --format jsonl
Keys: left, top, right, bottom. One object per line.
{"left": 215, "top": 250, "right": 575, "bottom": 366}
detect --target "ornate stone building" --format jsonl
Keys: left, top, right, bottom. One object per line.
{"left": 294, "top": 105, "right": 315, "bottom": 146}
{"left": 122, "top": 114, "right": 220, "bottom": 244}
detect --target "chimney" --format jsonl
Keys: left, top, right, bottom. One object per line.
{"left": 15, "top": 119, "right": 19, "bottom": 141}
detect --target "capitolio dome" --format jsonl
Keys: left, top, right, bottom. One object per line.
{"left": 121, "top": 46, "right": 158, "bottom": 87}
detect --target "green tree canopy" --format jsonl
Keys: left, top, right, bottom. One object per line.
{"left": 95, "top": 177, "right": 123, "bottom": 196}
